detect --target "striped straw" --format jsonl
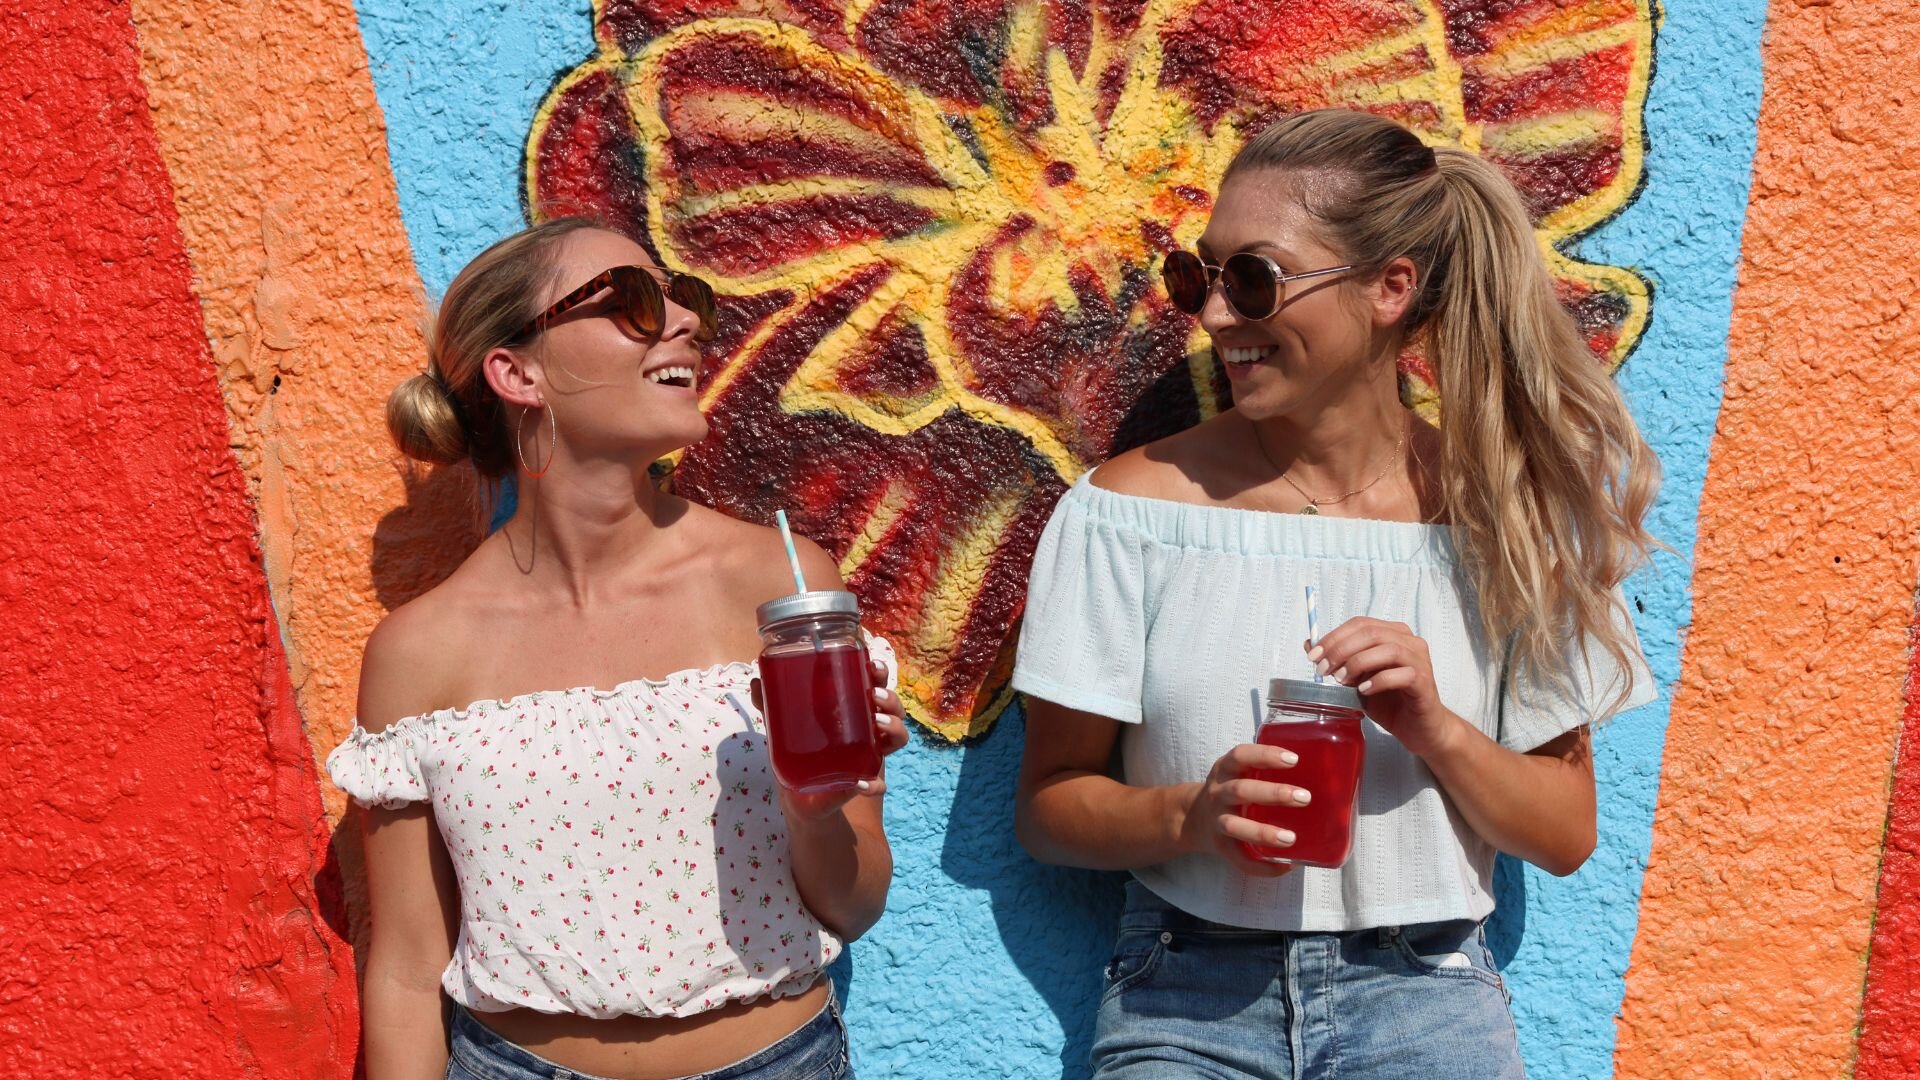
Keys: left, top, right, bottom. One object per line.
{"left": 774, "top": 509, "right": 809, "bottom": 594}
{"left": 1305, "top": 585, "right": 1322, "bottom": 683}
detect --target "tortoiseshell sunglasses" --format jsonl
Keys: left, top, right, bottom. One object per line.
{"left": 519, "top": 264, "right": 717, "bottom": 343}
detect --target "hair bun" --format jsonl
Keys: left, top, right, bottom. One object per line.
{"left": 387, "top": 371, "right": 472, "bottom": 466}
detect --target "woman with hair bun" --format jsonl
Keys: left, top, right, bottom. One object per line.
{"left": 1013, "top": 109, "right": 1660, "bottom": 1078}
{"left": 331, "top": 219, "right": 904, "bottom": 1080}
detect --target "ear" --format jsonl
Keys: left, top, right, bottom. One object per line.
{"left": 482, "top": 345, "right": 543, "bottom": 409}
{"left": 1371, "top": 255, "right": 1420, "bottom": 328}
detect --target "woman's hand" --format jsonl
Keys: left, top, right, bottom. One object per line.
{"left": 1177, "top": 743, "right": 1306, "bottom": 878}
{"left": 754, "top": 658, "right": 909, "bottom": 822}
{"left": 1309, "top": 617, "right": 1461, "bottom": 758}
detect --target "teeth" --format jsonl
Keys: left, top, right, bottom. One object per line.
{"left": 1221, "top": 346, "right": 1273, "bottom": 366}
{"left": 644, "top": 366, "right": 695, "bottom": 385}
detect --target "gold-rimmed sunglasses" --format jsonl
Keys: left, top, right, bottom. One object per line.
{"left": 1161, "top": 250, "right": 1353, "bottom": 321}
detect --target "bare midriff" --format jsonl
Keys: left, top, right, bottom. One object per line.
{"left": 469, "top": 980, "right": 830, "bottom": 1079}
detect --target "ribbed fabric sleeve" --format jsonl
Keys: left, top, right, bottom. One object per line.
{"left": 1012, "top": 484, "right": 1150, "bottom": 724}
{"left": 1496, "top": 590, "right": 1657, "bottom": 752}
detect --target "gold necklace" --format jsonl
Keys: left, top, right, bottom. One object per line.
{"left": 1257, "top": 425, "right": 1408, "bottom": 515}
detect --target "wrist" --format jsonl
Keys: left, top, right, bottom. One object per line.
{"left": 776, "top": 785, "right": 856, "bottom": 827}
{"left": 1411, "top": 709, "right": 1475, "bottom": 764}
{"left": 1164, "top": 781, "right": 1203, "bottom": 856}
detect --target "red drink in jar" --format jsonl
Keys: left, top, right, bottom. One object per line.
{"left": 755, "top": 591, "right": 881, "bottom": 792}
{"left": 1239, "top": 678, "right": 1366, "bottom": 869}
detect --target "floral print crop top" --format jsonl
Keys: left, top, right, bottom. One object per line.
{"left": 326, "top": 638, "right": 895, "bottom": 1020}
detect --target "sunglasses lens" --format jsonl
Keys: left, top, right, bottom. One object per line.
{"left": 611, "top": 267, "right": 666, "bottom": 339}
{"left": 1162, "top": 251, "right": 1208, "bottom": 314}
{"left": 1222, "top": 253, "right": 1277, "bottom": 320}
{"left": 671, "top": 275, "right": 718, "bottom": 342}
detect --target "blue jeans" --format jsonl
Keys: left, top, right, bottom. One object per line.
{"left": 448, "top": 992, "right": 852, "bottom": 1080}
{"left": 1092, "top": 880, "right": 1525, "bottom": 1079}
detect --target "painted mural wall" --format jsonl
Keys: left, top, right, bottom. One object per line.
{"left": 5, "top": 1, "right": 1920, "bottom": 1077}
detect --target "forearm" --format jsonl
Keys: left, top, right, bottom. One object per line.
{"left": 1420, "top": 716, "right": 1596, "bottom": 876}
{"left": 784, "top": 803, "right": 892, "bottom": 941}
{"left": 1016, "top": 771, "right": 1199, "bottom": 870}
{"left": 360, "top": 965, "right": 450, "bottom": 1080}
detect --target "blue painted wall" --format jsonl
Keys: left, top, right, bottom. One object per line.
{"left": 352, "top": 3, "right": 1767, "bottom": 1074}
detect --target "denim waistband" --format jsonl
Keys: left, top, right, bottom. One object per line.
{"left": 451, "top": 985, "right": 842, "bottom": 1080}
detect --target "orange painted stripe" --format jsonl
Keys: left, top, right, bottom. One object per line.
{"left": 127, "top": 0, "right": 481, "bottom": 825}
{"left": 1613, "top": 5, "right": 1920, "bottom": 1076}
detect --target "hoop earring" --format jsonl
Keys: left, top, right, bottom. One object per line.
{"left": 517, "top": 405, "right": 557, "bottom": 479}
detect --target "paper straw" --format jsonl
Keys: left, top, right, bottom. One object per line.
{"left": 774, "top": 509, "right": 808, "bottom": 594}
{"left": 1306, "top": 584, "right": 1322, "bottom": 683}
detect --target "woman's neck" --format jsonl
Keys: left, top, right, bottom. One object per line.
{"left": 498, "top": 454, "right": 686, "bottom": 605}
{"left": 1247, "top": 380, "right": 1410, "bottom": 498}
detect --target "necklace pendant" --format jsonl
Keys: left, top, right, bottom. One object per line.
{"left": 1301, "top": 502, "right": 1320, "bottom": 515}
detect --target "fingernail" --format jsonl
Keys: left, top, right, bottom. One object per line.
{"left": 1332, "top": 667, "right": 1348, "bottom": 684}
{"left": 1357, "top": 680, "right": 1372, "bottom": 693}
{"left": 1292, "top": 789, "right": 1312, "bottom": 805}
{"left": 1278, "top": 751, "right": 1299, "bottom": 766}
{"left": 873, "top": 688, "right": 887, "bottom": 701}
{"left": 857, "top": 780, "right": 872, "bottom": 791}
{"left": 1306, "top": 645, "right": 1324, "bottom": 662}
{"left": 876, "top": 715, "right": 894, "bottom": 727}
{"left": 1314, "top": 659, "right": 1330, "bottom": 676}
{"left": 1272, "top": 829, "right": 1295, "bottom": 845}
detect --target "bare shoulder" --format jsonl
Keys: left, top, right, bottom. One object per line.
{"left": 1089, "top": 414, "right": 1244, "bottom": 504}
{"left": 682, "top": 501, "right": 847, "bottom": 606}
{"left": 356, "top": 585, "right": 478, "bottom": 733}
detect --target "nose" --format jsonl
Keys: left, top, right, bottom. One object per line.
{"left": 1197, "top": 271, "right": 1242, "bottom": 337}
{"left": 657, "top": 295, "right": 702, "bottom": 343}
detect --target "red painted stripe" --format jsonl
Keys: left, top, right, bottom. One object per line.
{"left": 1856, "top": 601, "right": 1920, "bottom": 1077}
{"left": 0, "top": 3, "right": 356, "bottom": 1075}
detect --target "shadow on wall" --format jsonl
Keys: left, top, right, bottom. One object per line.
{"left": 370, "top": 463, "right": 493, "bottom": 612}
{"left": 942, "top": 704, "right": 1127, "bottom": 1078}
{"left": 1487, "top": 854, "right": 1527, "bottom": 970}
{"left": 319, "top": 809, "right": 370, "bottom": 1079}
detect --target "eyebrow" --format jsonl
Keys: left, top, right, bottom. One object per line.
{"left": 1195, "top": 239, "right": 1301, "bottom": 264}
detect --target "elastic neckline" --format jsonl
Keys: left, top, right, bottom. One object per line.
{"left": 1074, "top": 469, "right": 1456, "bottom": 565}
{"left": 358, "top": 659, "right": 759, "bottom": 734}
{"left": 1084, "top": 465, "right": 1445, "bottom": 530}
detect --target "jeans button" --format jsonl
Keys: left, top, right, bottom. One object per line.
{"left": 1159, "top": 932, "right": 1173, "bottom": 944}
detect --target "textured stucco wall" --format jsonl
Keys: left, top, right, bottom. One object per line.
{"left": 349, "top": 4, "right": 1750, "bottom": 1077}
{"left": 7, "top": 1, "right": 1920, "bottom": 1077}
{"left": 1616, "top": 4, "right": 1920, "bottom": 1076}
{"left": 127, "top": 0, "right": 481, "bottom": 833}
{"left": 0, "top": 4, "right": 355, "bottom": 1075}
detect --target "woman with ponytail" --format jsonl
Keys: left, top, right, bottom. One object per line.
{"left": 330, "top": 220, "right": 906, "bottom": 1080}
{"left": 1013, "top": 109, "right": 1658, "bottom": 1077}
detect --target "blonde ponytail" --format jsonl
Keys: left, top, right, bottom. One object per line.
{"left": 1226, "top": 110, "right": 1659, "bottom": 704}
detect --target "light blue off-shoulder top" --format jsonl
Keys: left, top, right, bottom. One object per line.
{"left": 1012, "top": 472, "right": 1655, "bottom": 932}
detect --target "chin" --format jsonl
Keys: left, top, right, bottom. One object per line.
{"left": 661, "top": 414, "right": 711, "bottom": 455}
{"left": 1227, "top": 381, "right": 1295, "bottom": 422}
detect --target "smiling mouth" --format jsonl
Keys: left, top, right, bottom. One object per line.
{"left": 1218, "top": 346, "right": 1275, "bottom": 366}
{"left": 644, "top": 366, "right": 696, "bottom": 389}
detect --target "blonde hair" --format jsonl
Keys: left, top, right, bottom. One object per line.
{"left": 1226, "top": 110, "right": 1659, "bottom": 704}
{"left": 387, "top": 217, "right": 605, "bottom": 477}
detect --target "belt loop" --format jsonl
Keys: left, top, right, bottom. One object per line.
{"left": 1376, "top": 926, "right": 1395, "bottom": 948}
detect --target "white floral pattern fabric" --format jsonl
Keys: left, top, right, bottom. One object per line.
{"left": 327, "top": 638, "right": 897, "bottom": 1020}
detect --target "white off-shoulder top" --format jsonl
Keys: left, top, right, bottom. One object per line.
{"left": 1012, "top": 474, "right": 1653, "bottom": 932}
{"left": 327, "top": 638, "right": 896, "bottom": 1019}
